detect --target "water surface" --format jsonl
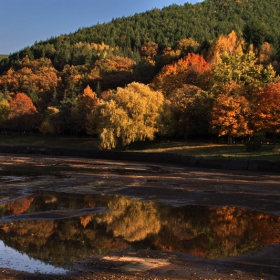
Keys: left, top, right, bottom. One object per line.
{"left": 0, "top": 190, "right": 280, "bottom": 274}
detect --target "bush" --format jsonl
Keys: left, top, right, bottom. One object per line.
{"left": 245, "top": 132, "right": 265, "bottom": 152}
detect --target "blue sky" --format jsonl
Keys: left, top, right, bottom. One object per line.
{"left": 0, "top": 0, "right": 202, "bottom": 54}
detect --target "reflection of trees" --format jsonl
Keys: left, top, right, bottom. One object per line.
{"left": 7, "top": 197, "right": 34, "bottom": 215}
{"left": 0, "top": 192, "right": 280, "bottom": 267}
{"left": 99, "top": 196, "right": 161, "bottom": 242}
{"left": 0, "top": 217, "right": 130, "bottom": 267}
{"left": 151, "top": 205, "right": 280, "bottom": 259}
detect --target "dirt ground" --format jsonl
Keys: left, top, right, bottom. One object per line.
{"left": 0, "top": 154, "right": 280, "bottom": 280}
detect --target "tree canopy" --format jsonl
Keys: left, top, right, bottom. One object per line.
{"left": 0, "top": 0, "right": 280, "bottom": 146}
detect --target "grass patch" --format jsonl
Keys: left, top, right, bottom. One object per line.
{"left": 0, "top": 135, "right": 279, "bottom": 162}
{"left": 127, "top": 141, "right": 280, "bottom": 161}
{"left": 0, "top": 134, "right": 99, "bottom": 150}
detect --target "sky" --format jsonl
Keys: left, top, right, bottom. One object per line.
{"left": 0, "top": 0, "right": 202, "bottom": 55}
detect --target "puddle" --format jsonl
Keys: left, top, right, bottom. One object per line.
{"left": 0, "top": 190, "right": 280, "bottom": 274}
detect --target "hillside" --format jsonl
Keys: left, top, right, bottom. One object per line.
{"left": 1, "top": 0, "right": 280, "bottom": 72}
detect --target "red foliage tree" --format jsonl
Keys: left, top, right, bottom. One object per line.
{"left": 252, "top": 82, "right": 280, "bottom": 138}
{"left": 152, "top": 53, "right": 212, "bottom": 96}
{"left": 8, "top": 93, "right": 38, "bottom": 133}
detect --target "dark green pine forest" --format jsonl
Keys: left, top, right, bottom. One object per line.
{"left": 1, "top": 0, "right": 280, "bottom": 148}
{"left": 2, "top": 0, "right": 280, "bottom": 71}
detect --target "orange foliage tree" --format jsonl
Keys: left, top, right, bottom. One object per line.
{"left": 211, "top": 94, "right": 252, "bottom": 144}
{"left": 0, "top": 56, "right": 59, "bottom": 110}
{"left": 92, "top": 56, "right": 136, "bottom": 90}
{"left": 152, "top": 53, "right": 211, "bottom": 96}
{"left": 206, "top": 30, "right": 243, "bottom": 67}
{"left": 252, "top": 82, "right": 280, "bottom": 137}
{"left": 77, "top": 85, "right": 99, "bottom": 134}
{"left": 8, "top": 93, "right": 38, "bottom": 133}
{"left": 140, "top": 41, "right": 158, "bottom": 60}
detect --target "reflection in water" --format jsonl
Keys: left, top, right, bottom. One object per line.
{"left": 0, "top": 240, "right": 67, "bottom": 274}
{"left": 0, "top": 191, "right": 280, "bottom": 273}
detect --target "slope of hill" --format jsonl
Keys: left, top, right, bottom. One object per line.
{"left": 1, "top": 0, "right": 280, "bottom": 72}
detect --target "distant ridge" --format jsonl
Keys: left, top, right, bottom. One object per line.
{"left": 0, "top": 0, "right": 279, "bottom": 71}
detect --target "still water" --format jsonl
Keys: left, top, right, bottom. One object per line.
{"left": 0, "top": 189, "right": 280, "bottom": 274}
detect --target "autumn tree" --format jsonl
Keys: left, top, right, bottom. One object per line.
{"left": 152, "top": 53, "right": 211, "bottom": 96}
{"left": 157, "top": 99, "right": 176, "bottom": 139}
{"left": 257, "top": 42, "right": 274, "bottom": 66}
{"left": 0, "top": 82, "right": 12, "bottom": 101}
{"left": 8, "top": 93, "right": 38, "bottom": 133}
{"left": 0, "top": 99, "right": 10, "bottom": 132}
{"left": 140, "top": 41, "right": 158, "bottom": 60}
{"left": 0, "top": 56, "right": 59, "bottom": 111}
{"left": 176, "top": 38, "right": 200, "bottom": 57}
{"left": 206, "top": 31, "right": 244, "bottom": 67}
{"left": 39, "top": 106, "right": 60, "bottom": 135}
{"left": 92, "top": 56, "right": 136, "bottom": 90}
{"left": 61, "top": 64, "right": 83, "bottom": 95}
{"left": 169, "top": 85, "right": 213, "bottom": 138}
{"left": 252, "top": 82, "right": 280, "bottom": 141}
{"left": 210, "top": 94, "right": 252, "bottom": 144}
{"left": 157, "top": 47, "right": 181, "bottom": 68}
{"left": 77, "top": 85, "right": 99, "bottom": 134}
{"left": 96, "top": 82, "right": 164, "bottom": 149}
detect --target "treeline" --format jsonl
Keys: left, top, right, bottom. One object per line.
{"left": 0, "top": 0, "right": 280, "bottom": 148}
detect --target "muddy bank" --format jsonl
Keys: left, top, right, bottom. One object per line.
{"left": 0, "top": 154, "right": 280, "bottom": 279}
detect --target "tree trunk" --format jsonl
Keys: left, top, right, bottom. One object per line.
{"left": 227, "top": 134, "right": 233, "bottom": 144}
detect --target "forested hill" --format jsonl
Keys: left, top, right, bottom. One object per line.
{"left": 1, "top": 0, "right": 280, "bottom": 72}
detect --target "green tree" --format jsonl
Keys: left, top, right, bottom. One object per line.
{"left": 58, "top": 89, "right": 79, "bottom": 135}
{"left": 243, "top": 21, "right": 266, "bottom": 51}
{"left": 27, "top": 82, "right": 38, "bottom": 106}
{"left": 212, "top": 50, "right": 275, "bottom": 96}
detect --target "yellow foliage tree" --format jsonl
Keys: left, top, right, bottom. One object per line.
{"left": 206, "top": 30, "right": 244, "bottom": 66}
{"left": 97, "top": 82, "right": 164, "bottom": 149}
{"left": 0, "top": 99, "right": 10, "bottom": 131}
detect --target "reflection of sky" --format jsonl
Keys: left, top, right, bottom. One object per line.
{"left": 0, "top": 240, "right": 67, "bottom": 274}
